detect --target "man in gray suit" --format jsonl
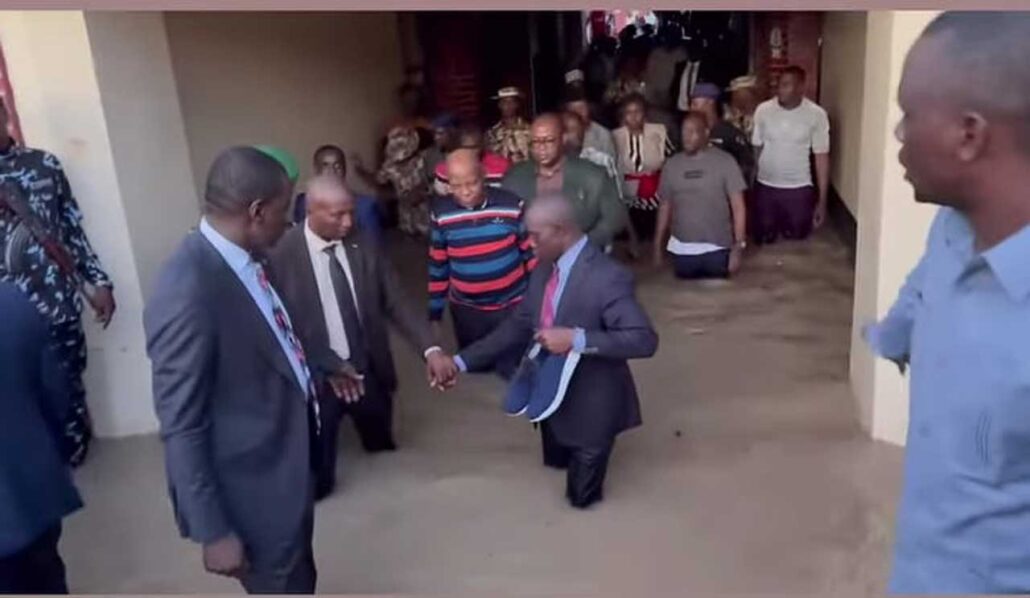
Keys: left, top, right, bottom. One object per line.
{"left": 266, "top": 175, "right": 456, "bottom": 500}
{"left": 449, "top": 194, "right": 659, "bottom": 509}
{"left": 145, "top": 147, "right": 323, "bottom": 593}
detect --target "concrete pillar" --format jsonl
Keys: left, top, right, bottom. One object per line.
{"left": 0, "top": 11, "right": 197, "bottom": 438}
{"left": 849, "top": 11, "right": 939, "bottom": 445}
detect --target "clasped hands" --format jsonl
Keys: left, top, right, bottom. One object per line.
{"left": 424, "top": 327, "right": 578, "bottom": 391}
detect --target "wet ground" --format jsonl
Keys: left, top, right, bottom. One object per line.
{"left": 63, "top": 228, "right": 903, "bottom": 595}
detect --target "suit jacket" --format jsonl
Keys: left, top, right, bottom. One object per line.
{"left": 144, "top": 231, "right": 313, "bottom": 567}
{"left": 0, "top": 283, "right": 81, "bottom": 558}
{"left": 266, "top": 226, "right": 434, "bottom": 395}
{"left": 502, "top": 157, "right": 627, "bottom": 249}
{"left": 460, "top": 241, "right": 658, "bottom": 447}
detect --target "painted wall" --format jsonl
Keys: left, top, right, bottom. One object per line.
{"left": 819, "top": 12, "right": 867, "bottom": 215}
{"left": 164, "top": 12, "right": 404, "bottom": 195}
{"left": 84, "top": 12, "right": 199, "bottom": 298}
{"left": 849, "top": 10, "right": 940, "bottom": 445}
{"left": 0, "top": 11, "right": 158, "bottom": 437}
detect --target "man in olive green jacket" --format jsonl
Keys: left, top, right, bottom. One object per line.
{"left": 502, "top": 114, "right": 626, "bottom": 249}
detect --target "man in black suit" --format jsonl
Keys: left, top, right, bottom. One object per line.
{"left": 267, "top": 175, "right": 456, "bottom": 500}
{"left": 145, "top": 147, "right": 325, "bottom": 593}
{"left": 0, "top": 282, "right": 80, "bottom": 594}
{"left": 448, "top": 194, "right": 659, "bottom": 509}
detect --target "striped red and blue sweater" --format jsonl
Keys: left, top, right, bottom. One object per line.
{"left": 428, "top": 188, "right": 537, "bottom": 321}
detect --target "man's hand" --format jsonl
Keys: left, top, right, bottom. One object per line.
{"left": 203, "top": 534, "right": 248, "bottom": 579}
{"left": 328, "top": 363, "right": 365, "bottom": 403}
{"left": 535, "top": 327, "right": 577, "bottom": 355}
{"left": 88, "top": 286, "right": 116, "bottom": 329}
{"left": 728, "top": 246, "right": 743, "bottom": 276}
{"left": 812, "top": 201, "right": 828, "bottom": 230}
{"left": 426, "top": 350, "right": 458, "bottom": 391}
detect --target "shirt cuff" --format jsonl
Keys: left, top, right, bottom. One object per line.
{"left": 454, "top": 355, "right": 468, "bottom": 372}
{"left": 572, "top": 328, "right": 586, "bottom": 352}
{"left": 423, "top": 346, "right": 443, "bottom": 360}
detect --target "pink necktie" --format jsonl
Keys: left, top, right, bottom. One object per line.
{"left": 539, "top": 264, "right": 560, "bottom": 329}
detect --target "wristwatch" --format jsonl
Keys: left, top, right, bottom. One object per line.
{"left": 735, "top": 240, "right": 748, "bottom": 250}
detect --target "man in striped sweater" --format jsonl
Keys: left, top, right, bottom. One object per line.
{"left": 433, "top": 123, "right": 511, "bottom": 196}
{"left": 429, "top": 149, "right": 535, "bottom": 379}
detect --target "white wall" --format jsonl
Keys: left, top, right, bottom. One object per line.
{"left": 164, "top": 12, "right": 405, "bottom": 195}
{"left": 819, "top": 12, "right": 867, "bottom": 216}
{"left": 849, "top": 11, "right": 940, "bottom": 445}
{"left": 0, "top": 11, "right": 157, "bottom": 437}
{"left": 84, "top": 12, "right": 199, "bottom": 298}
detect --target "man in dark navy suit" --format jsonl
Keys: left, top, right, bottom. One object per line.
{"left": 448, "top": 194, "right": 659, "bottom": 509}
{"left": 0, "top": 281, "right": 81, "bottom": 594}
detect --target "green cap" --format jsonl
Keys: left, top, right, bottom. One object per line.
{"left": 253, "top": 144, "right": 300, "bottom": 183}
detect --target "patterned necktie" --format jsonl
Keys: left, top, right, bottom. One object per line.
{"left": 539, "top": 264, "right": 560, "bottom": 329}
{"left": 254, "top": 262, "right": 319, "bottom": 410}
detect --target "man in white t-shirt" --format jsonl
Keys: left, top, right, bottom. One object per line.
{"left": 751, "top": 65, "right": 831, "bottom": 244}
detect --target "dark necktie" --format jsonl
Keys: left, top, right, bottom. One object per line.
{"left": 323, "top": 245, "right": 367, "bottom": 371}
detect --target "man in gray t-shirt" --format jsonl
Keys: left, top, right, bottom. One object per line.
{"left": 654, "top": 112, "right": 748, "bottom": 279}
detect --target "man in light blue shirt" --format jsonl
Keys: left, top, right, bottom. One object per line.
{"left": 198, "top": 218, "right": 311, "bottom": 394}
{"left": 146, "top": 147, "right": 346, "bottom": 594}
{"left": 864, "top": 12, "right": 1030, "bottom": 594}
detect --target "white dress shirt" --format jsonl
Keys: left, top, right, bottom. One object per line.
{"left": 304, "top": 222, "right": 360, "bottom": 362}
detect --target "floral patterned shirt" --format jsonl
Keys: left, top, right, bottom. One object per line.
{"left": 0, "top": 144, "right": 111, "bottom": 324}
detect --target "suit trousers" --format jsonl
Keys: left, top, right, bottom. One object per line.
{"left": 0, "top": 524, "right": 67, "bottom": 594}
{"left": 450, "top": 302, "right": 520, "bottom": 380}
{"left": 240, "top": 507, "right": 316, "bottom": 594}
{"left": 540, "top": 422, "right": 613, "bottom": 509}
{"left": 316, "top": 373, "right": 394, "bottom": 497}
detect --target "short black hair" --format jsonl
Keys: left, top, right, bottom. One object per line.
{"left": 921, "top": 12, "right": 1030, "bottom": 130}
{"left": 204, "top": 146, "right": 290, "bottom": 215}
{"left": 619, "top": 92, "right": 648, "bottom": 113}
{"left": 781, "top": 65, "right": 806, "bottom": 82}
{"left": 313, "top": 144, "right": 345, "bottom": 163}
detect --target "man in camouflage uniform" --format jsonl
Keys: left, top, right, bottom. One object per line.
{"left": 486, "top": 87, "right": 532, "bottom": 163}
{"left": 0, "top": 100, "right": 115, "bottom": 467}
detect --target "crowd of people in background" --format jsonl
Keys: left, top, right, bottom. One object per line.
{"left": 349, "top": 18, "right": 831, "bottom": 285}
{"left": 4, "top": 10, "right": 1030, "bottom": 597}
{"left": 1, "top": 12, "right": 841, "bottom": 596}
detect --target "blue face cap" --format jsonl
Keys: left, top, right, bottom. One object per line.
{"left": 691, "top": 82, "right": 722, "bottom": 101}
{"left": 431, "top": 113, "right": 458, "bottom": 130}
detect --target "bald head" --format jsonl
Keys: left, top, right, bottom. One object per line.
{"left": 533, "top": 113, "right": 564, "bottom": 135}
{"left": 306, "top": 174, "right": 353, "bottom": 210}
{"left": 204, "top": 146, "right": 291, "bottom": 215}
{"left": 305, "top": 174, "right": 356, "bottom": 241}
{"left": 524, "top": 194, "right": 583, "bottom": 262}
{"left": 446, "top": 148, "right": 481, "bottom": 179}
{"left": 446, "top": 148, "right": 486, "bottom": 208}
{"left": 895, "top": 12, "right": 1030, "bottom": 211}
{"left": 531, "top": 113, "right": 565, "bottom": 168}
{"left": 911, "top": 12, "right": 1030, "bottom": 152}
{"left": 921, "top": 12, "right": 1030, "bottom": 118}
{"left": 527, "top": 194, "right": 579, "bottom": 230}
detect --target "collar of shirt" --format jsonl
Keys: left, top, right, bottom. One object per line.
{"left": 982, "top": 221, "right": 1030, "bottom": 302}
{"left": 303, "top": 219, "right": 344, "bottom": 254}
{"left": 199, "top": 218, "right": 255, "bottom": 275}
{"left": 556, "top": 235, "right": 589, "bottom": 280}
